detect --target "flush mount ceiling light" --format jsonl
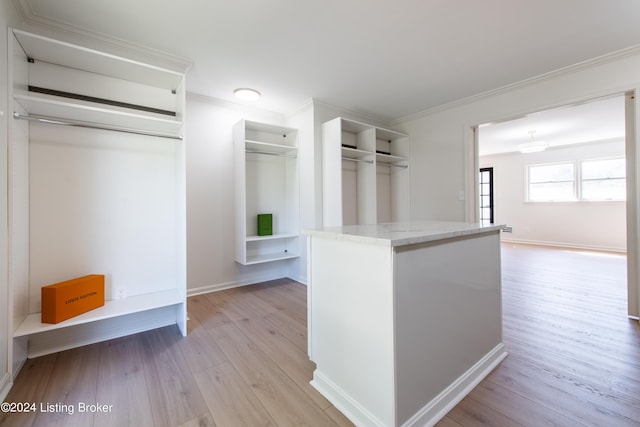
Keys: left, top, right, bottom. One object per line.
{"left": 518, "top": 130, "right": 548, "bottom": 153}
{"left": 234, "top": 88, "right": 261, "bottom": 102}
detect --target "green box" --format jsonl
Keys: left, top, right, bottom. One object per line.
{"left": 257, "top": 214, "right": 273, "bottom": 236}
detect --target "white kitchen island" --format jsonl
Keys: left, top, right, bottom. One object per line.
{"left": 305, "top": 221, "right": 507, "bottom": 427}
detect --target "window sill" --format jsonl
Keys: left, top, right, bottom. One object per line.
{"left": 524, "top": 200, "right": 625, "bottom": 206}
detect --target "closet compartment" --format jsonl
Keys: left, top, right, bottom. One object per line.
{"left": 375, "top": 127, "right": 410, "bottom": 223}
{"left": 322, "top": 117, "right": 409, "bottom": 227}
{"left": 234, "top": 119, "right": 300, "bottom": 265}
{"left": 11, "top": 28, "right": 184, "bottom": 138}
{"left": 7, "top": 28, "right": 187, "bottom": 365}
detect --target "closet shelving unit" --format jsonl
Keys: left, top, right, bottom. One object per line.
{"left": 322, "top": 117, "right": 410, "bottom": 227}
{"left": 7, "top": 28, "right": 187, "bottom": 366}
{"left": 234, "top": 119, "right": 300, "bottom": 265}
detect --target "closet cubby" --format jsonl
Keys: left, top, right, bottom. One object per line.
{"left": 322, "top": 117, "right": 410, "bottom": 226}
{"left": 7, "top": 28, "right": 187, "bottom": 369}
{"left": 234, "top": 119, "right": 300, "bottom": 265}
{"left": 11, "top": 28, "right": 184, "bottom": 138}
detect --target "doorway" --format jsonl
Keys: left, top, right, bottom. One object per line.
{"left": 472, "top": 93, "right": 637, "bottom": 319}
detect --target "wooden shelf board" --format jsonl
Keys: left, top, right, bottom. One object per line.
{"left": 13, "top": 288, "right": 184, "bottom": 337}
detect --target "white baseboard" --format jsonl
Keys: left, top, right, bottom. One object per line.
{"left": 311, "top": 344, "right": 507, "bottom": 427}
{"left": 402, "top": 343, "right": 508, "bottom": 427}
{"left": 501, "top": 236, "right": 626, "bottom": 254}
{"left": 0, "top": 373, "right": 12, "bottom": 402}
{"left": 287, "top": 273, "right": 307, "bottom": 286}
{"left": 311, "top": 371, "right": 388, "bottom": 427}
{"left": 187, "top": 274, "right": 306, "bottom": 297}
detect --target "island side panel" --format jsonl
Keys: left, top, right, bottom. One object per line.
{"left": 309, "top": 236, "right": 396, "bottom": 427}
{"left": 393, "top": 230, "right": 504, "bottom": 425}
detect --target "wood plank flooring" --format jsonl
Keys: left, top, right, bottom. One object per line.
{"left": 438, "top": 243, "right": 640, "bottom": 427}
{"left": 2, "top": 243, "right": 639, "bottom": 426}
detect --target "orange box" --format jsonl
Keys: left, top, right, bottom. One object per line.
{"left": 41, "top": 274, "right": 105, "bottom": 324}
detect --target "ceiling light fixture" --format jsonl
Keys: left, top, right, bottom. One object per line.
{"left": 518, "top": 130, "right": 548, "bottom": 153}
{"left": 234, "top": 88, "right": 261, "bottom": 102}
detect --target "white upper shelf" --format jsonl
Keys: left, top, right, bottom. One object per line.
{"left": 13, "top": 29, "right": 184, "bottom": 90}
{"left": 245, "top": 120, "right": 297, "bottom": 137}
{"left": 245, "top": 140, "right": 297, "bottom": 154}
{"left": 15, "top": 92, "right": 183, "bottom": 135}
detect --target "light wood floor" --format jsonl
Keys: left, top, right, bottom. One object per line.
{"left": 2, "top": 243, "right": 639, "bottom": 426}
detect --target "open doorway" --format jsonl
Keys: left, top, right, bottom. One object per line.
{"left": 474, "top": 93, "right": 636, "bottom": 318}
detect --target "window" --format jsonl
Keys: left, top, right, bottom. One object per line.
{"left": 581, "top": 158, "right": 626, "bottom": 201}
{"left": 528, "top": 163, "right": 575, "bottom": 201}
{"left": 527, "top": 157, "right": 625, "bottom": 202}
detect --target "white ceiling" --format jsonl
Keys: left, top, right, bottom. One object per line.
{"left": 13, "top": 0, "right": 640, "bottom": 124}
{"left": 478, "top": 94, "right": 626, "bottom": 156}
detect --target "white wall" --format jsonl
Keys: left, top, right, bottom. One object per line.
{"left": 184, "top": 97, "right": 392, "bottom": 292}
{"left": 185, "top": 94, "right": 303, "bottom": 294}
{"left": 1, "top": 0, "right": 26, "bottom": 400}
{"left": 396, "top": 49, "right": 640, "bottom": 317}
{"left": 397, "top": 51, "right": 640, "bottom": 221}
{"left": 480, "top": 139, "right": 626, "bottom": 251}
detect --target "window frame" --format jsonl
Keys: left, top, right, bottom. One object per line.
{"left": 526, "top": 161, "right": 577, "bottom": 202}
{"left": 579, "top": 157, "right": 626, "bottom": 201}
{"left": 525, "top": 156, "right": 626, "bottom": 203}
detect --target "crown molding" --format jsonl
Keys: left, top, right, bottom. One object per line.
{"left": 12, "top": 0, "right": 192, "bottom": 74}
{"left": 393, "top": 44, "right": 640, "bottom": 126}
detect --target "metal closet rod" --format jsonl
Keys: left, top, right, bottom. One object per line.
{"left": 13, "top": 112, "right": 183, "bottom": 141}
{"left": 378, "top": 162, "right": 408, "bottom": 169}
{"left": 342, "top": 157, "right": 407, "bottom": 168}
{"left": 246, "top": 149, "right": 297, "bottom": 159}
{"left": 342, "top": 157, "right": 374, "bottom": 164}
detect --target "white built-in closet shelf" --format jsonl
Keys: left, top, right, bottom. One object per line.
{"left": 13, "top": 289, "right": 183, "bottom": 338}
{"left": 341, "top": 147, "right": 371, "bottom": 159}
{"left": 245, "top": 140, "right": 297, "bottom": 154}
{"left": 13, "top": 29, "right": 183, "bottom": 90}
{"left": 376, "top": 152, "right": 409, "bottom": 166}
{"left": 14, "top": 92, "right": 183, "bottom": 135}
{"left": 246, "top": 233, "right": 298, "bottom": 242}
{"left": 245, "top": 252, "right": 299, "bottom": 265}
